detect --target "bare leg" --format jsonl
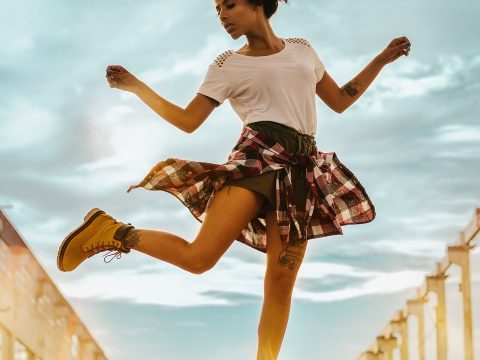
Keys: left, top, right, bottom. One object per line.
{"left": 123, "top": 228, "right": 193, "bottom": 271}
{"left": 123, "top": 184, "right": 265, "bottom": 274}
{"left": 257, "top": 209, "right": 308, "bottom": 360}
{"left": 257, "top": 286, "right": 294, "bottom": 360}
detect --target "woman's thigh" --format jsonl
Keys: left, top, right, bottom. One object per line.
{"left": 190, "top": 184, "right": 266, "bottom": 271}
{"left": 264, "top": 208, "right": 308, "bottom": 291}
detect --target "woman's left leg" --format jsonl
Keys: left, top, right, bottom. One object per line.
{"left": 125, "top": 184, "right": 266, "bottom": 274}
{"left": 257, "top": 208, "right": 308, "bottom": 360}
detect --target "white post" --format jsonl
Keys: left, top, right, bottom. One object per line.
{"left": 426, "top": 270, "right": 448, "bottom": 360}
{"left": 448, "top": 244, "right": 474, "bottom": 360}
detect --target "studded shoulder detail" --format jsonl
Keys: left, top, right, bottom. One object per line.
{"left": 213, "top": 50, "right": 234, "bottom": 68}
{"left": 284, "top": 37, "right": 312, "bottom": 48}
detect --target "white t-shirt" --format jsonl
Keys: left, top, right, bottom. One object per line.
{"left": 197, "top": 37, "right": 326, "bottom": 136}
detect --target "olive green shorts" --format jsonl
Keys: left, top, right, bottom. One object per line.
{"left": 224, "top": 121, "right": 316, "bottom": 217}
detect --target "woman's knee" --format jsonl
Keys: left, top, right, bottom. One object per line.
{"left": 186, "top": 244, "right": 217, "bottom": 274}
{"left": 189, "top": 185, "right": 266, "bottom": 273}
{"left": 264, "top": 273, "right": 298, "bottom": 299}
{"left": 264, "top": 243, "right": 307, "bottom": 295}
{"left": 190, "top": 261, "right": 214, "bottom": 275}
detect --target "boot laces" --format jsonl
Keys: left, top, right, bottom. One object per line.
{"left": 102, "top": 250, "right": 123, "bottom": 263}
{"left": 85, "top": 240, "right": 129, "bottom": 263}
{"left": 83, "top": 216, "right": 132, "bottom": 263}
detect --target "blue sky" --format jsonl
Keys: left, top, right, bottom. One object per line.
{"left": 1, "top": 0, "right": 479, "bottom": 359}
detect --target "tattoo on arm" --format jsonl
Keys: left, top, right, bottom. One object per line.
{"left": 343, "top": 78, "right": 360, "bottom": 98}
{"left": 123, "top": 230, "right": 141, "bottom": 249}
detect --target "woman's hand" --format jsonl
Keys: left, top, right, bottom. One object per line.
{"left": 105, "top": 65, "right": 142, "bottom": 93}
{"left": 375, "top": 36, "right": 411, "bottom": 66}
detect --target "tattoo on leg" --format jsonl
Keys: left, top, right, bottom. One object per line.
{"left": 278, "top": 238, "right": 306, "bottom": 271}
{"left": 123, "top": 229, "right": 141, "bottom": 249}
{"left": 343, "top": 79, "right": 360, "bottom": 98}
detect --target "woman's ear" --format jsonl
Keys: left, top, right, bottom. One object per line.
{"left": 248, "top": 0, "right": 263, "bottom": 13}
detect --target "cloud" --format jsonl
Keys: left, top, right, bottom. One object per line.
{"left": 296, "top": 269, "right": 425, "bottom": 302}
{"left": 139, "top": 33, "right": 231, "bottom": 84}
{"left": 0, "top": 97, "right": 59, "bottom": 150}
{"left": 342, "top": 238, "right": 447, "bottom": 259}
{"left": 54, "top": 256, "right": 429, "bottom": 306}
{"left": 435, "top": 124, "right": 480, "bottom": 143}
{"left": 173, "top": 321, "right": 209, "bottom": 328}
{"left": 1, "top": 0, "right": 480, "bottom": 358}
{"left": 57, "top": 257, "right": 263, "bottom": 307}
{"left": 354, "top": 55, "right": 469, "bottom": 114}
{"left": 387, "top": 212, "right": 470, "bottom": 235}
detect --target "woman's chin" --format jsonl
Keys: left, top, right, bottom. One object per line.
{"left": 226, "top": 28, "right": 241, "bottom": 39}
{"left": 230, "top": 32, "right": 242, "bottom": 40}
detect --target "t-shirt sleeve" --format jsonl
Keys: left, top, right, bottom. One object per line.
{"left": 305, "top": 39, "right": 326, "bottom": 83}
{"left": 197, "top": 63, "right": 232, "bottom": 107}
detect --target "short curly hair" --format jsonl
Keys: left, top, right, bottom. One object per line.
{"left": 247, "top": 0, "right": 288, "bottom": 19}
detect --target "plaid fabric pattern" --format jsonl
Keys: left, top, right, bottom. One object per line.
{"left": 127, "top": 126, "right": 376, "bottom": 253}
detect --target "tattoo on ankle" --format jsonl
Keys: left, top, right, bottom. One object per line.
{"left": 123, "top": 230, "right": 141, "bottom": 249}
{"left": 343, "top": 79, "right": 360, "bottom": 97}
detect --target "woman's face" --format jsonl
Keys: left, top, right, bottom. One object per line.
{"left": 215, "top": 0, "right": 263, "bottom": 39}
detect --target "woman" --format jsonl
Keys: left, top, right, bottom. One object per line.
{"left": 57, "top": 0, "right": 411, "bottom": 358}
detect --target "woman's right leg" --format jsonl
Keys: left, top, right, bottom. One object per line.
{"left": 257, "top": 208, "right": 308, "bottom": 360}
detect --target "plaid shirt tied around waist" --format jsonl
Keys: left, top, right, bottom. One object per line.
{"left": 127, "top": 126, "right": 376, "bottom": 253}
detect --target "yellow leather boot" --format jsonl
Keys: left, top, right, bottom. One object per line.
{"left": 57, "top": 208, "right": 135, "bottom": 272}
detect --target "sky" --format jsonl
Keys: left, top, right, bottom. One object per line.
{"left": 1, "top": 0, "right": 479, "bottom": 359}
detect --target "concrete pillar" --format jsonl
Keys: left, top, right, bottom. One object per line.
{"left": 426, "top": 268, "right": 448, "bottom": 360}
{"left": 390, "top": 311, "right": 409, "bottom": 360}
{"left": 1, "top": 328, "right": 13, "bottom": 360}
{"left": 359, "top": 350, "right": 384, "bottom": 360}
{"left": 407, "top": 297, "right": 426, "bottom": 360}
{"left": 377, "top": 335, "right": 397, "bottom": 360}
{"left": 27, "top": 348, "right": 36, "bottom": 360}
{"left": 448, "top": 244, "right": 474, "bottom": 360}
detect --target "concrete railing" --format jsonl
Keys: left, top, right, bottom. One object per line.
{"left": 357, "top": 208, "right": 479, "bottom": 360}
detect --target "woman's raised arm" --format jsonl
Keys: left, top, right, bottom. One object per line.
{"left": 315, "top": 36, "right": 411, "bottom": 114}
{"left": 106, "top": 65, "right": 217, "bottom": 133}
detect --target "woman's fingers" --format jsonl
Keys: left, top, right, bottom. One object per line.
{"left": 390, "top": 39, "right": 410, "bottom": 50}
{"left": 106, "top": 65, "right": 130, "bottom": 90}
{"left": 378, "top": 36, "right": 411, "bottom": 65}
{"left": 390, "top": 36, "right": 410, "bottom": 46}
{"left": 106, "top": 65, "right": 128, "bottom": 75}
{"left": 397, "top": 38, "right": 411, "bottom": 48}
{"left": 106, "top": 73, "right": 118, "bottom": 88}
{"left": 398, "top": 38, "right": 411, "bottom": 56}
{"left": 106, "top": 65, "right": 122, "bottom": 71}
{"left": 105, "top": 66, "right": 138, "bottom": 92}
{"left": 386, "top": 36, "right": 411, "bottom": 58}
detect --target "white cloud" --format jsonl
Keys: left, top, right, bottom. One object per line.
{"left": 67, "top": 101, "right": 173, "bottom": 191}
{"left": 299, "top": 261, "right": 378, "bottom": 280}
{"left": 295, "top": 270, "right": 425, "bottom": 302}
{"left": 0, "top": 34, "right": 34, "bottom": 59}
{"left": 0, "top": 98, "right": 59, "bottom": 150}
{"left": 138, "top": 33, "right": 230, "bottom": 84}
{"left": 432, "top": 148, "right": 480, "bottom": 160}
{"left": 435, "top": 124, "right": 480, "bottom": 143}
{"left": 354, "top": 55, "right": 466, "bottom": 114}
{"left": 387, "top": 212, "right": 469, "bottom": 235}
{"left": 57, "top": 256, "right": 263, "bottom": 307}
{"left": 358, "top": 238, "right": 446, "bottom": 258}
{"left": 56, "top": 256, "right": 427, "bottom": 306}
{"left": 173, "top": 321, "right": 209, "bottom": 328}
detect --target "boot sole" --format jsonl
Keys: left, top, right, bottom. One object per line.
{"left": 57, "top": 208, "right": 105, "bottom": 272}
